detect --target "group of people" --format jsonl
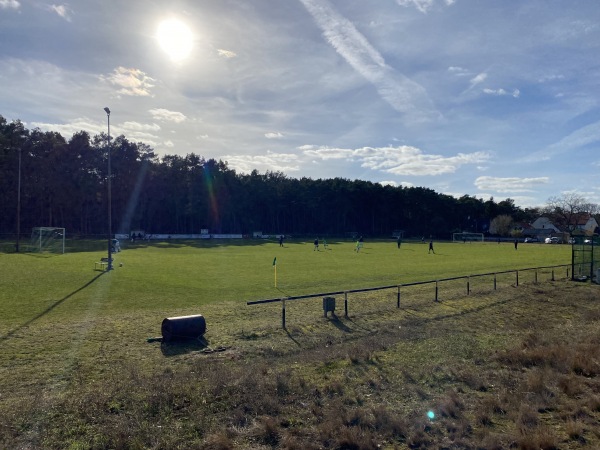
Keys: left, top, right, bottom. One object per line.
{"left": 309, "top": 235, "right": 437, "bottom": 253}
{"left": 313, "top": 238, "right": 328, "bottom": 251}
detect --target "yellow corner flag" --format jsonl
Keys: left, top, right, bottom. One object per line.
{"left": 273, "top": 256, "right": 277, "bottom": 287}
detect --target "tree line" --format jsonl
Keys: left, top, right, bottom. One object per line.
{"left": 0, "top": 115, "right": 547, "bottom": 239}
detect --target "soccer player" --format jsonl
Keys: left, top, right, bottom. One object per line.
{"left": 314, "top": 238, "right": 319, "bottom": 251}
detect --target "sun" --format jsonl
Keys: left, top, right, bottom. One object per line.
{"left": 156, "top": 18, "right": 194, "bottom": 62}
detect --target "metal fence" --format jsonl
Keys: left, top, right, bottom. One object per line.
{"left": 247, "top": 264, "right": 573, "bottom": 329}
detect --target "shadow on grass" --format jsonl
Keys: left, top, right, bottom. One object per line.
{"left": 159, "top": 336, "right": 211, "bottom": 357}
{"left": 344, "top": 316, "right": 375, "bottom": 332}
{"left": 284, "top": 329, "right": 301, "bottom": 346}
{"left": 0, "top": 272, "right": 105, "bottom": 344}
{"left": 327, "top": 314, "right": 353, "bottom": 333}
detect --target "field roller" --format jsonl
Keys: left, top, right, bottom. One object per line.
{"left": 161, "top": 314, "right": 206, "bottom": 342}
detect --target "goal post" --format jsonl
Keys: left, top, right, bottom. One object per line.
{"left": 29, "top": 227, "right": 66, "bottom": 254}
{"left": 452, "top": 232, "right": 484, "bottom": 243}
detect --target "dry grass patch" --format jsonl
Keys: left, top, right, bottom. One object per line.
{"left": 1, "top": 282, "right": 600, "bottom": 449}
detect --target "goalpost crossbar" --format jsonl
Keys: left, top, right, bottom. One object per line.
{"left": 452, "top": 232, "right": 484, "bottom": 242}
{"left": 30, "top": 227, "right": 66, "bottom": 254}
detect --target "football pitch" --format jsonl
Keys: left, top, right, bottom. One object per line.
{"left": 0, "top": 238, "right": 570, "bottom": 317}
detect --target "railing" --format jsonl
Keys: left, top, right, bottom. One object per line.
{"left": 247, "top": 264, "right": 572, "bottom": 329}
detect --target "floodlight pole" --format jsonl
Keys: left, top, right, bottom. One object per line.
{"left": 104, "top": 107, "right": 113, "bottom": 270}
{"left": 16, "top": 147, "right": 21, "bottom": 253}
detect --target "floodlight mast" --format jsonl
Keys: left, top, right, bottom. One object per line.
{"left": 104, "top": 107, "right": 113, "bottom": 270}
{"left": 16, "top": 147, "right": 21, "bottom": 252}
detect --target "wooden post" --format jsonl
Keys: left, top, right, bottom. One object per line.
{"left": 551, "top": 269, "right": 555, "bottom": 281}
{"left": 282, "top": 298, "right": 286, "bottom": 329}
{"left": 397, "top": 285, "right": 401, "bottom": 308}
{"left": 435, "top": 281, "right": 439, "bottom": 302}
{"left": 467, "top": 276, "right": 470, "bottom": 295}
{"left": 494, "top": 273, "right": 497, "bottom": 290}
{"left": 516, "top": 270, "right": 519, "bottom": 287}
{"left": 344, "top": 292, "right": 348, "bottom": 318}
{"left": 534, "top": 270, "right": 538, "bottom": 284}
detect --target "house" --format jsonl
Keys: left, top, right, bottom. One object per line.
{"left": 570, "top": 214, "right": 599, "bottom": 235}
{"left": 530, "top": 217, "right": 561, "bottom": 233}
{"left": 511, "top": 222, "right": 532, "bottom": 236}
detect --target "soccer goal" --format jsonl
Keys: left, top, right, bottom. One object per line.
{"left": 452, "top": 232, "right": 484, "bottom": 243}
{"left": 29, "top": 227, "right": 66, "bottom": 254}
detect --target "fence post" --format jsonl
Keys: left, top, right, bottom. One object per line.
{"left": 516, "top": 270, "right": 519, "bottom": 287}
{"left": 494, "top": 273, "right": 497, "bottom": 290}
{"left": 567, "top": 267, "right": 569, "bottom": 279}
{"left": 534, "top": 269, "right": 538, "bottom": 284}
{"left": 551, "top": 269, "right": 555, "bottom": 281}
{"left": 467, "top": 276, "right": 470, "bottom": 295}
{"left": 344, "top": 292, "right": 348, "bottom": 318}
{"left": 435, "top": 281, "right": 439, "bottom": 302}
{"left": 397, "top": 285, "right": 401, "bottom": 308}
{"left": 281, "top": 298, "right": 286, "bottom": 329}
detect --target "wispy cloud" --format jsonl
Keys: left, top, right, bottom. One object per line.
{"left": 101, "top": 67, "right": 155, "bottom": 97}
{"left": 149, "top": 108, "right": 187, "bottom": 123}
{"left": 217, "top": 49, "right": 237, "bottom": 58}
{"left": 474, "top": 176, "right": 549, "bottom": 193}
{"left": 301, "top": 144, "right": 489, "bottom": 176}
{"left": 396, "top": 0, "right": 454, "bottom": 13}
{"left": 122, "top": 121, "right": 161, "bottom": 132}
{"left": 448, "top": 66, "right": 470, "bottom": 77}
{"left": 223, "top": 151, "right": 301, "bottom": 174}
{"left": 469, "top": 72, "right": 487, "bottom": 88}
{"left": 0, "top": 0, "right": 20, "bottom": 10}
{"left": 299, "top": 0, "right": 438, "bottom": 122}
{"left": 545, "top": 121, "right": 600, "bottom": 157}
{"left": 265, "top": 132, "right": 283, "bottom": 139}
{"left": 50, "top": 4, "right": 72, "bottom": 21}
{"left": 30, "top": 117, "right": 107, "bottom": 137}
{"left": 524, "top": 120, "right": 600, "bottom": 162}
{"left": 483, "top": 88, "right": 520, "bottom": 98}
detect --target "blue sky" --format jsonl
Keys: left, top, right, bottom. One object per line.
{"left": 1, "top": 0, "right": 599, "bottom": 208}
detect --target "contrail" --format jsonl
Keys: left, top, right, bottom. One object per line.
{"left": 299, "top": 0, "right": 439, "bottom": 123}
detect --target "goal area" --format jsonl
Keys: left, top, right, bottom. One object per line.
{"left": 453, "top": 232, "right": 484, "bottom": 243}
{"left": 29, "top": 227, "right": 66, "bottom": 254}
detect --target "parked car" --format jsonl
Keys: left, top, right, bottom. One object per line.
{"left": 545, "top": 237, "right": 560, "bottom": 244}
{"left": 584, "top": 239, "right": 592, "bottom": 244}
{"left": 524, "top": 237, "right": 539, "bottom": 243}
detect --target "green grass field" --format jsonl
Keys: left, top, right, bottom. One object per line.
{"left": 3, "top": 238, "right": 592, "bottom": 449}
{"left": 0, "top": 238, "right": 571, "bottom": 313}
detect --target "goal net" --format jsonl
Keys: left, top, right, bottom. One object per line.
{"left": 453, "top": 232, "right": 484, "bottom": 243}
{"left": 29, "top": 227, "right": 66, "bottom": 254}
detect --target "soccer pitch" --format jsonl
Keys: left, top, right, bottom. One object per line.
{"left": 0, "top": 238, "right": 570, "bottom": 323}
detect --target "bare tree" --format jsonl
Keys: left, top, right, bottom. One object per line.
{"left": 545, "top": 193, "right": 598, "bottom": 234}
{"left": 489, "top": 214, "right": 513, "bottom": 236}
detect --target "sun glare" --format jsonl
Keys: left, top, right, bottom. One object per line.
{"left": 156, "top": 18, "right": 193, "bottom": 62}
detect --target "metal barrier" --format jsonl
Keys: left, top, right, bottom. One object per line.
{"left": 247, "top": 264, "right": 572, "bottom": 329}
